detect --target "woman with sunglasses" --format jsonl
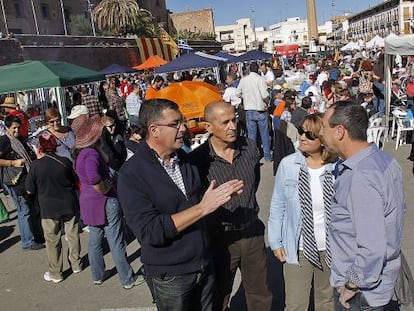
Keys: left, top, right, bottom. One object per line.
{"left": 268, "top": 113, "right": 337, "bottom": 311}
{"left": 44, "top": 108, "right": 75, "bottom": 161}
{"left": 100, "top": 115, "right": 127, "bottom": 172}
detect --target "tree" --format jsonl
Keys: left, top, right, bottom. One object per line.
{"left": 93, "top": 0, "right": 140, "bottom": 36}
{"left": 68, "top": 14, "right": 93, "bottom": 36}
{"left": 123, "top": 11, "right": 157, "bottom": 37}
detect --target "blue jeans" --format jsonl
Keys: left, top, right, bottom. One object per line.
{"left": 6, "top": 185, "right": 35, "bottom": 248}
{"left": 245, "top": 110, "right": 272, "bottom": 160}
{"left": 373, "top": 82, "right": 385, "bottom": 116}
{"left": 88, "top": 197, "right": 135, "bottom": 286}
{"left": 334, "top": 288, "right": 385, "bottom": 311}
{"left": 151, "top": 265, "right": 214, "bottom": 311}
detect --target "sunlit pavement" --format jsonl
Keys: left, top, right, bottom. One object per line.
{"left": 0, "top": 137, "right": 413, "bottom": 310}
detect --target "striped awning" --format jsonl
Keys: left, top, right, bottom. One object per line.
{"left": 135, "top": 38, "right": 177, "bottom": 62}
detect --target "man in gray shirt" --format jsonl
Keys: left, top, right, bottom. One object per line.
{"left": 320, "top": 101, "right": 406, "bottom": 309}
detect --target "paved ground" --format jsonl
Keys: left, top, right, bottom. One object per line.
{"left": 0, "top": 139, "right": 413, "bottom": 311}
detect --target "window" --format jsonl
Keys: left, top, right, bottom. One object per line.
{"left": 40, "top": 3, "right": 50, "bottom": 19}
{"left": 14, "top": 2, "right": 22, "bottom": 18}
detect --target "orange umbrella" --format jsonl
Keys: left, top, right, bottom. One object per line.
{"left": 154, "top": 81, "right": 222, "bottom": 119}
{"left": 133, "top": 55, "right": 168, "bottom": 70}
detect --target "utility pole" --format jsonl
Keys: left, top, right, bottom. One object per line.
{"left": 30, "top": 0, "right": 40, "bottom": 35}
{"left": 86, "top": 0, "right": 96, "bottom": 36}
{"left": 0, "top": 0, "right": 8, "bottom": 36}
{"left": 59, "top": 0, "right": 67, "bottom": 35}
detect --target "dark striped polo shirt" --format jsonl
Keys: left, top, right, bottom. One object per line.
{"left": 189, "top": 136, "right": 260, "bottom": 229}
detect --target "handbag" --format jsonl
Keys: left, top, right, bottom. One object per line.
{"left": 1, "top": 165, "right": 24, "bottom": 186}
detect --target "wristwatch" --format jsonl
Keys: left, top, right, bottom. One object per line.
{"left": 344, "top": 281, "right": 359, "bottom": 292}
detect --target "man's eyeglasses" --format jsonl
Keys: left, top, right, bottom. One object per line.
{"left": 155, "top": 120, "right": 184, "bottom": 129}
{"left": 105, "top": 124, "right": 116, "bottom": 129}
{"left": 298, "top": 126, "right": 318, "bottom": 141}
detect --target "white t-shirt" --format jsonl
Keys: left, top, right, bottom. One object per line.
{"left": 299, "top": 166, "right": 327, "bottom": 251}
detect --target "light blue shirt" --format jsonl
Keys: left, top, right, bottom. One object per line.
{"left": 330, "top": 144, "right": 406, "bottom": 307}
{"left": 268, "top": 151, "right": 336, "bottom": 264}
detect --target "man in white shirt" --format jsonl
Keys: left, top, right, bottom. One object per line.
{"left": 260, "top": 62, "right": 275, "bottom": 89}
{"left": 236, "top": 62, "right": 272, "bottom": 161}
{"left": 125, "top": 83, "right": 142, "bottom": 126}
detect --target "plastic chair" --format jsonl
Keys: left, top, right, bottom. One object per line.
{"left": 390, "top": 108, "right": 408, "bottom": 138}
{"left": 367, "top": 126, "right": 387, "bottom": 150}
{"left": 395, "top": 118, "right": 413, "bottom": 150}
{"left": 369, "top": 117, "right": 383, "bottom": 128}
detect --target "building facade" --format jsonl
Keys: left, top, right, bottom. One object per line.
{"left": 169, "top": 8, "right": 214, "bottom": 35}
{"left": 347, "top": 0, "right": 414, "bottom": 42}
{"left": 0, "top": 0, "right": 168, "bottom": 36}
{"left": 215, "top": 18, "right": 258, "bottom": 53}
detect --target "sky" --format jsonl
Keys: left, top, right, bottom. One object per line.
{"left": 166, "top": 0, "right": 382, "bottom": 28}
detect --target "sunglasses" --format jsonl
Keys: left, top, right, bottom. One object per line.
{"left": 298, "top": 126, "right": 318, "bottom": 140}
{"left": 105, "top": 124, "right": 116, "bottom": 129}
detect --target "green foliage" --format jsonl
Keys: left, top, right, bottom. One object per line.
{"left": 123, "top": 11, "right": 157, "bottom": 37}
{"left": 175, "top": 29, "right": 216, "bottom": 41}
{"left": 68, "top": 14, "right": 93, "bottom": 36}
{"left": 93, "top": 0, "right": 140, "bottom": 36}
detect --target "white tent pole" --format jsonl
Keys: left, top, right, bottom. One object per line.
{"left": 384, "top": 54, "right": 392, "bottom": 128}
{"left": 55, "top": 87, "right": 68, "bottom": 126}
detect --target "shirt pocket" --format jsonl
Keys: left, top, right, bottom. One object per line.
{"left": 284, "top": 179, "right": 298, "bottom": 198}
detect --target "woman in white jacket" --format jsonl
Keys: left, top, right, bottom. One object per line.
{"left": 268, "top": 113, "right": 337, "bottom": 311}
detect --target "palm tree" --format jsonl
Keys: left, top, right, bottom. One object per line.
{"left": 93, "top": 0, "right": 140, "bottom": 36}
{"left": 124, "top": 11, "right": 157, "bottom": 37}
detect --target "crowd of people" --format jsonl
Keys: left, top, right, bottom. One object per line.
{"left": 0, "top": 47, "right": 411, "bottom": 311}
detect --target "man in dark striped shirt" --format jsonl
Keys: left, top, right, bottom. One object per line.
{"left": 189, "top": 101, "right": 273, "bottom": 311}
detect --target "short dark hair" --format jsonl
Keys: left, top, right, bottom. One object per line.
{"left": 139, "top": 99, "right": 179, "bottom": 137}
{"left": 153, "top": 75, "right": 165, "bottom": 83}
{"left": 301, "top": 96, "right": 312, "bottom": 109}
{"left": 249, "top": 62, "right": 259, "bottom": 73}
{"left": 4, "top": 115, "right": 21, "bottom": 128}
{"left": 328, "top": 100, "right": 368, "bottom": 141}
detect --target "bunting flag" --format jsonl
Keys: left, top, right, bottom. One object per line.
{"left": 159, "top": 27, "right": 180, "bottom": 53}
{"left": 135, "top": 37, "right": 177, "bottom": 63}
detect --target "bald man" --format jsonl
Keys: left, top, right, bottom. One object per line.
{"left": 189, "top": 101, "right": 273, "bottom": 311}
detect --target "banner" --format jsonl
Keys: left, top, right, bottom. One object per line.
{"left": 135, "top": 38, "right": 176, "bottom": 62}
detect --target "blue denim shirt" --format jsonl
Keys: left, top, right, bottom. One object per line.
{"left": 268, "top": 151, "right": 336, "bottom": 265}
{"left": 330, "top": 144, "right": 406, "bottom": 306}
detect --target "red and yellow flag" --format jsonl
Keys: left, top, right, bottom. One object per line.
{"left": 159, "top": 27, "right": 179, "bottom": 54}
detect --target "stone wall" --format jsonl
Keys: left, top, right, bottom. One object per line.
{"left": 0, "top": 34, "right": 222, "bottom": 69}
{"left": 170, "top": 9, "right": 215, "bottom": 34}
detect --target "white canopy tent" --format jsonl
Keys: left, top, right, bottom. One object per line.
{"left": 366, "top": 35, "right": 385, "bottom": 49}
{"left": 340, "top": 41, "right": 361, "bottom": 51}
{"left": 384, "top": 34, "right": 414, "bottom": 125}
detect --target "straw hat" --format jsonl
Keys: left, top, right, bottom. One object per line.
{"left": 67, "top": 105, "right": 89, "bottom": 119}
{"left": 72, "top": 114, "right": 102, "bottom": 149}
{"left": 0, "top": 97, "right": 17, "bottom": 109}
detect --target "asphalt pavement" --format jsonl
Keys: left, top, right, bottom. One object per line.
{"left": 0, "top": 138, "right": 413, "bottom": 311}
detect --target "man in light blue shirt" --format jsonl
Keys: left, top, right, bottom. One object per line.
{"left": 320, "top": 101, "right": 406, "bottom": 310}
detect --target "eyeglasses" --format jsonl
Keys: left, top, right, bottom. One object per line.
{"left": 298, "top": 126, "right": 318, "bottom": 140}
{"left": 155, "top": 120, "right": 184, "bottom": 129}
{"left": 48, "top": 119, "right": 60, "bottom": 125}
{"left": 105, "top": 124, "right": 116, "bottom": 129}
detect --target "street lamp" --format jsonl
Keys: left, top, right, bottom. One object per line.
{"left": 86, "top": 0, "right": 96, "bottom": 37}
